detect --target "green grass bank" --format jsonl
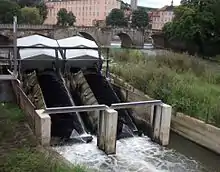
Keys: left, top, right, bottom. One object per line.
{"left": 109, "top": 50, "right": 220, "bottom": 127}
{"left": 0, "top": 103, "right": 88, "bottom": 172}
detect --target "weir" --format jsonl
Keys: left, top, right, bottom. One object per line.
{"left": 37, "top": 70, "right": 92, "bottom": 142}
{"left": 0, "top": 33, "right": 172, "bottom": 156}
{"left": 83, "top": 71, "right": 138, "bottom": 138}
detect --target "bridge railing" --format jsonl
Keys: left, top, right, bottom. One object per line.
{"left": 0, "top": 24, "right": 54, "bottom": 30}
{"left": 0, "top": 24, "right": 144, "bottom": 31}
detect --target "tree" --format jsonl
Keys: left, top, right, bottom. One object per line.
{"left": 132, "top": 9, "right": 148, "bottom": 28}
{"left": 67, "top": 11, "right": 76, "bottom": 26}
{"left": 57, "top": 8, "right": 76, "bottom": 26}
{"left": 106, "top": 8, "right": 128, "bottom": 27}
{"left": 20, "top": 7, "right": 42, "bottom": 24}
{"left": 36, "top": 1, "right": 48, "bottom": 22}
{"left": 163, "top": 0, "right": 220, "bottom": 56}
{"left": 57, "top": 8, "right": 69, "bottom": 26}
{"left": 0, "top": 0, "right": 21, "bottom": 24}
{"left": 16, "top": 0, "right": 36, "bottom": 7}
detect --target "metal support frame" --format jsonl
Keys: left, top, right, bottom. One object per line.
{"left": 105, "top": 48, "right": 110, "bottom": 79}
{"left": 111, "top": 100, "right": 162, "bottom": 109}
{"left": 44, "top": 104, "right": 108, "bottom": 114}
{"left": 43, "top": 100, "right": 162, "bottom": 114}
{"left": 13, "top": 16, "right": 17, "bottom": 77}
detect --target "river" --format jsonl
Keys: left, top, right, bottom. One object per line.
{"left": 53, "top": 42, "right": 220, "bottom": 172}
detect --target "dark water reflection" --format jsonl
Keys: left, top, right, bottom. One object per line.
{"left": 169, "top": 132, "right": 220, "bottom": 172}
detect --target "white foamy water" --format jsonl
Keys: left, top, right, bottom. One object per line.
{"left": 53, "top": 136, "right": 209, "bottom": 172}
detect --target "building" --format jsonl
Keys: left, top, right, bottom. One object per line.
{"left": 44, "top": 0, "right": 121, "bottom": 26}
{"left": 150, "top": 1, "right": 174, "bottom": 31}
{"left": 130, "top": 0, "right": 137, "bottom": 10}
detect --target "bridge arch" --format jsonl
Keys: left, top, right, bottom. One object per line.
{"left": 116, "top": 32, "right": 133, "bottom": 48}
{"left": 78, "top": 32, "right": 99, "bottom": 46}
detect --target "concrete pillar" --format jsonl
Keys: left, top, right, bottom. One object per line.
{"left": 104, "top": 108, "right": 118, "bottom": 154}
{"left": 149, "top": 105, "right": 154, "bottom": 128}
{"left": 35, "top": 109, "right": 51, "bottom": 146}
{"left": 97, "top": 108, "right": 118, "bottom": 155}
{"left": 159, "top": 104, "right": 172, "bottom": 146}
{"left": 151, "top": 103, "right": 172, "bottom": 146}
{"left": 153, "top": 105, "right": 162, "bottom": 142}
{"left": 97, "top": 110, "right": 105, "bottom": 151}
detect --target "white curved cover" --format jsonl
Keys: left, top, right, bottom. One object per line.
{"left": 58, "top": 36, "right": 103, "bottom": 60}
{"left": 65, "top": 49, "right": 103, "bottom": 60}
{"left": 17, "top": 34, "right": 58, "bottom": 47}
{"left": 18, "top": 35, "right": 102, "bottom": 61}
{"left": 58, "top": 36, "right": 98, "bottom": 48}
{"left": 17, "top": 35, "right": 61, "bottom": 60}
{"left": 19, "top": 48, "right": 62, "bottom": 60}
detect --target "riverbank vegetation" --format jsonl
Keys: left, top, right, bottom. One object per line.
{"left": 110, "top": 50, "right": 220, "bottom": 127}
{"left": 163, "top": 0, "right": 220, "bottom": 56}
{"left": 0, "top": 103, "right": 88, "bottom": 172}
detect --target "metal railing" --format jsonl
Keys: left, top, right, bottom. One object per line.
{"left": 110, "top": 100, "right": 162, "bottom": 110}
{"left": 43, "top": 100, "right": 162, "bottom": 115}
{"left": 44, "top": 104, "right": 108, "bottom": 114}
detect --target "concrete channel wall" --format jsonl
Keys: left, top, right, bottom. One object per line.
{"left": 11, "top": 79, "right": 51, "bottom": 146}
{"left": 109, "top": 73, "right": 220, "bottom": 154}
{"left": 172, "top": 113, "right": 220, "bottom": 154}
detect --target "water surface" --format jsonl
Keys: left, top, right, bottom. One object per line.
{"left": 54, "top": 135, "right": 212, "bottom": 172}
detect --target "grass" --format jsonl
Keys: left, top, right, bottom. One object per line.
{"left": 0, "top": 103, "right": 88, "bottom": 172}
{"left": 109, "top": 49, "right": 220, "bottom": 127}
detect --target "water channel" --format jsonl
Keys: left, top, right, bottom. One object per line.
{"left": 54, "top": 132, "right": 220, "bottom": 172}
{"left": 54, "top": 42, "right": 220, "bottom": 172}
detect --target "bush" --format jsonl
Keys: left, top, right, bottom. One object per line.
{"left": 110, "top": 50, "right": 220, "bottom": 126}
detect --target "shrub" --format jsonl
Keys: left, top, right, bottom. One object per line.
{"left": 110, "top": 50, "right": 220, "bottom": 127}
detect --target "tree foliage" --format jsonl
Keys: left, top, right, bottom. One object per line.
{"left": 57, "top": 8, "right": 76, "bottom": 26}
{"left": 0, "top": 0, "right": 47, "bottom": 24}
{"left": 16, "top": 0, "right": 36, "bottom": 7}
{"left": 163, "top": 0, "right": 220, "bottom": 55}
{"left": 132, "top": 9, "right": 148, "bottom": 28}
{"left": 0, "top": 0, "right": 21, "bottom": 23}
{"left": 106, "top": 8, "right": 128, "bottom": 27}
{"left": 20, "top": 7, "right": 42, "bottom": 24}
{"left": 67, "top": 11, "right": 76, "bottom": 26}
{"left": 36, "top": 1, "right": 48, "bottom": 22}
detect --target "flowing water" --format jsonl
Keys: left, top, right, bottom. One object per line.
{"left": 53, "top": 42, "right": 220, "bottom": 171}
{"left": 53, "top": 134, "right": 219, "bottom": 172}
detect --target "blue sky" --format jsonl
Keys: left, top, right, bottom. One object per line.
{"left": 123, "top": 0, "right": 181, "bottom": 8}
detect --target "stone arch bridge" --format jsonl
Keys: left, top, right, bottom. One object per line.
{"left": 0, "top": 24, "right": 146, "bottom": 48}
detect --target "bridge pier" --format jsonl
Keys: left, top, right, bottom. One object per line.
{"left": 97, "top": 108, "right": 118, "bottom": 155}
